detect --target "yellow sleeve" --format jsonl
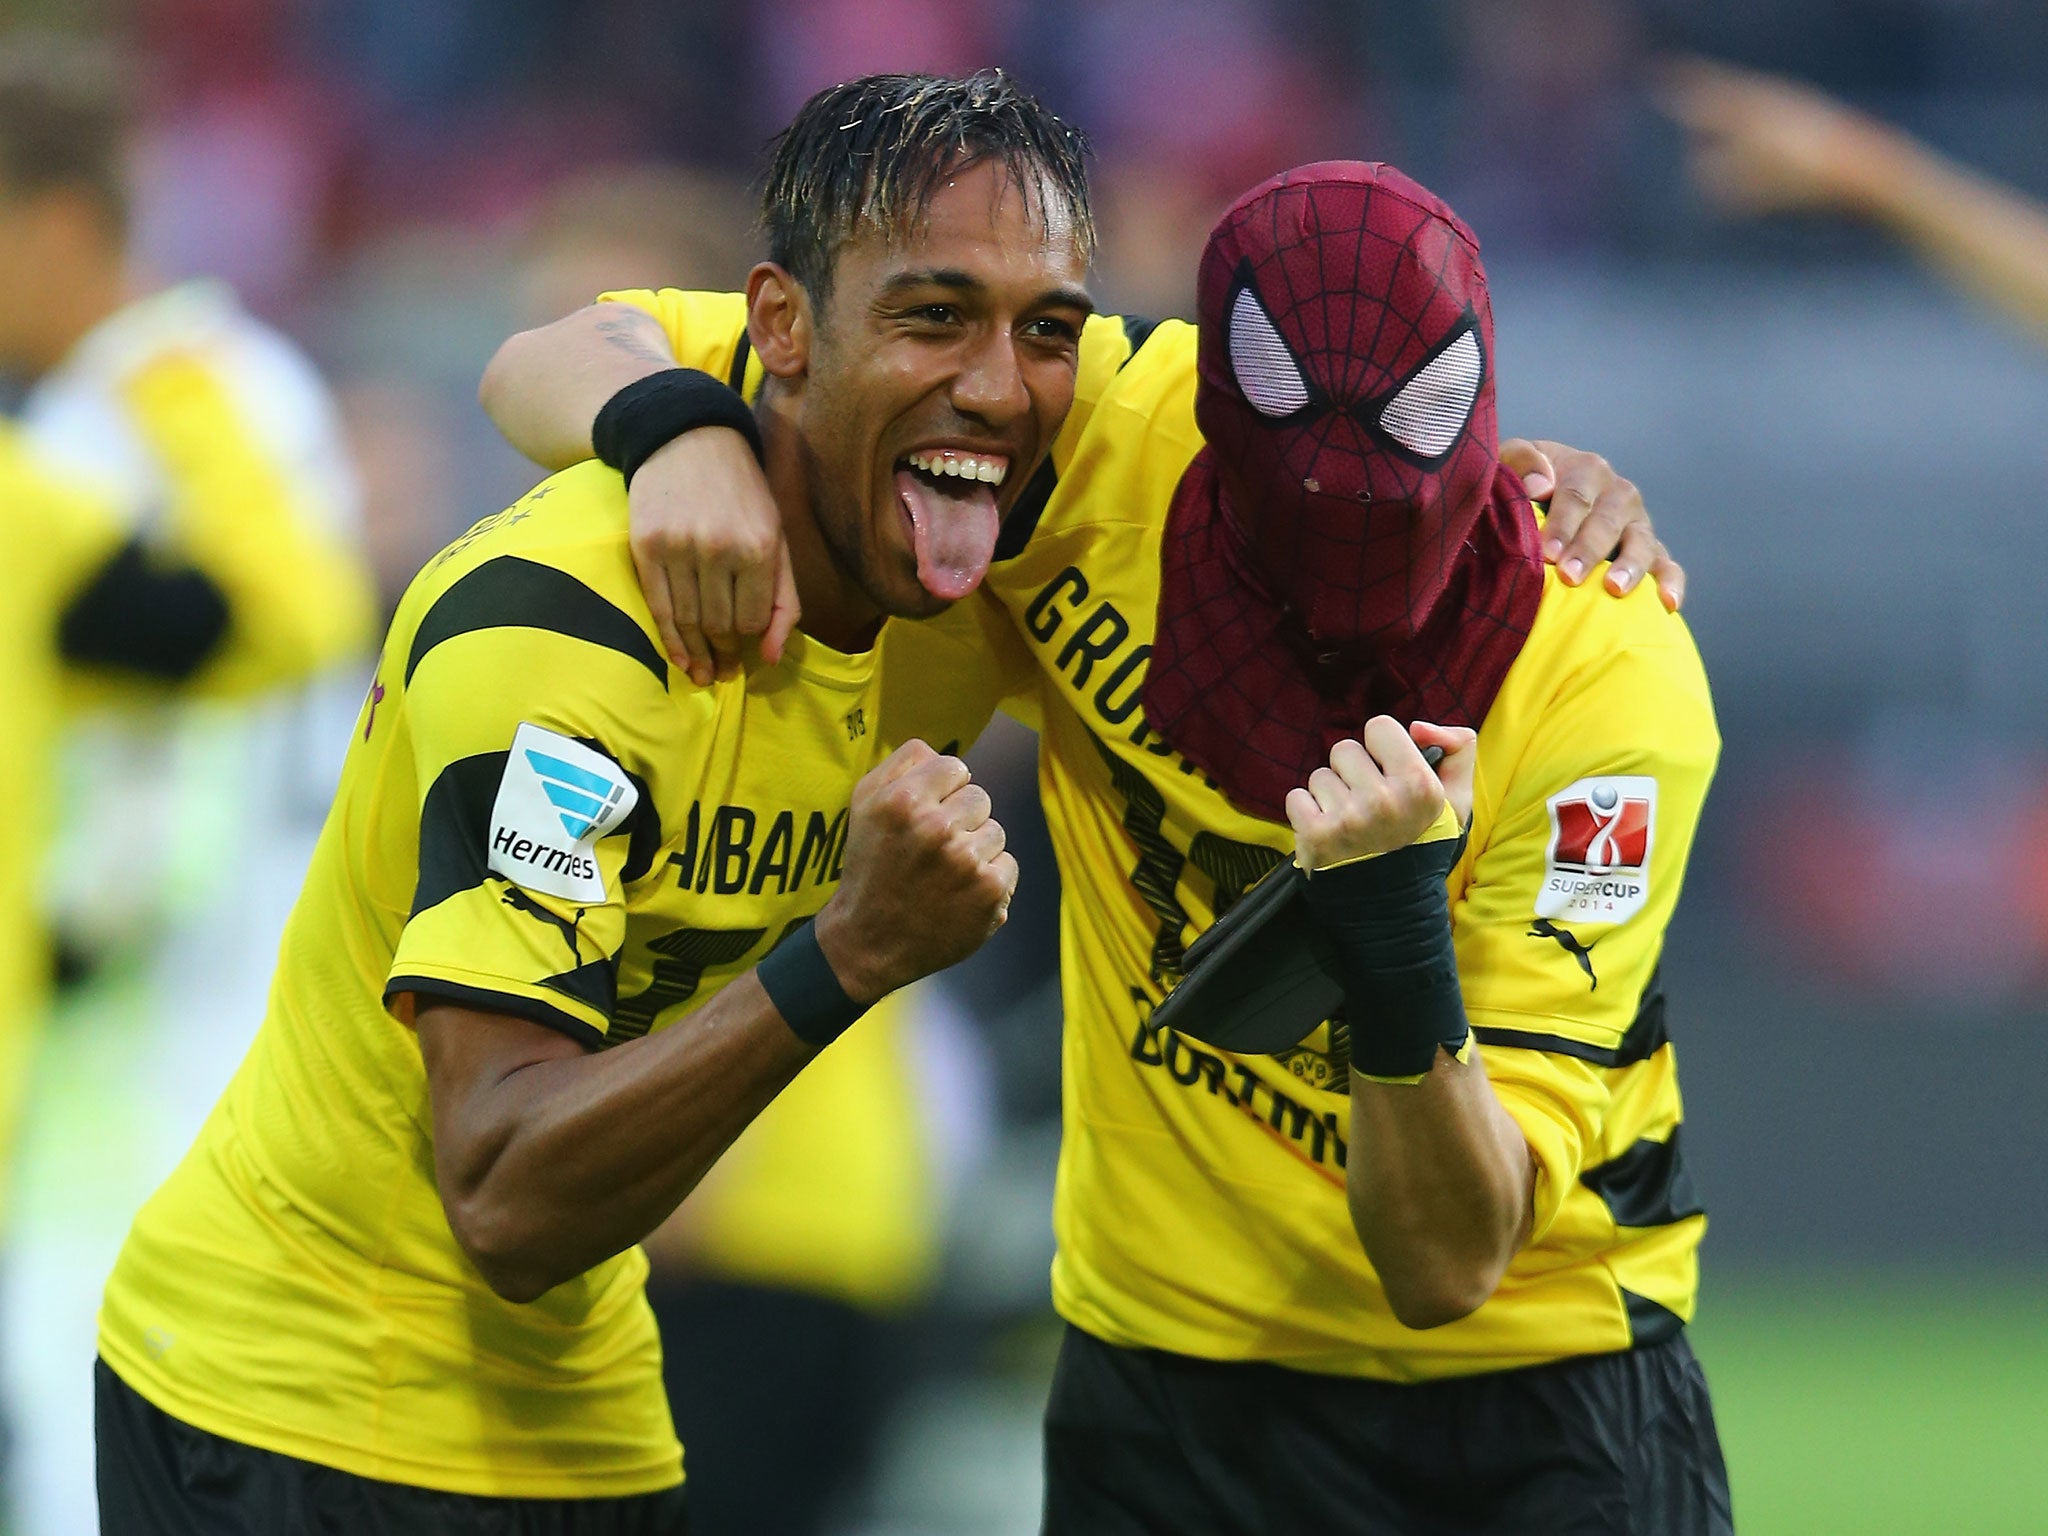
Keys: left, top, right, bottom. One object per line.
{"left": 385, "top": 529, "right": 671, "bottom": 1047}
{"left": 597, "top": 289, "right": 757, "bottom": 396}
{"left": 1050, "top": 313, "right": 1148, "bottom": 468}
{"left": 0, "top": 430, "right": 127, "bottom": 616}
{"left": 115, "top": 353, "right": 375, "bottom": 697}
{"left": 1453, "top": 634, "right": 1719, "bottom": 1237}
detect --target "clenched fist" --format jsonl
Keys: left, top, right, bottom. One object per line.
{"left": 813, "top": 739, "right": 1017, "bottom": 1002}
{"left": 1286, "top": 719, "right": 1477, "bottom": 873}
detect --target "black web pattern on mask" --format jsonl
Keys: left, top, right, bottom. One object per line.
{"left": 1245, "top": 178, "right": 1494, "bottom": 655}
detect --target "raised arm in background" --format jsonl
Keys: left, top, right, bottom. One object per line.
{"left": 1661, "top": 55, "right": 2048, "bottom": 349}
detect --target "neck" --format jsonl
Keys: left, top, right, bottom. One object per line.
{"left": 756, "top": 390, "right": 883, "bottom": 654}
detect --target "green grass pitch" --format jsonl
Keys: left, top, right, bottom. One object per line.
{"left": 1693, "top": 1271, "right": 2048, "bottom": 1534}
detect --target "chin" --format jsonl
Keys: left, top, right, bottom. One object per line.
{"left": 881, "top": 585, "right": 957, "bottom": 621}
{"left": 860, "top": 550, "right": 957, "bottom": 621}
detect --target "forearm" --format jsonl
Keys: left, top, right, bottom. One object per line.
{"left": 430, "top": 973, "right": 814, "bottom": 1301}
{"left": 123, "top": 356, "right": 376, "bottom": 693}
{"left": 1346, "top": 1047, "right": 1536, "bottom": 1329}
{"left": 1856, "top": 136, "right": 2048, "bottom": 347}
{"left": 480, "top": 302, "right": 680, "bottom": 470}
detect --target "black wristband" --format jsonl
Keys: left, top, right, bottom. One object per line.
{"left": 591, "top": 368, "right": 764, "bottom": 488}
{"left": 1301, "top": 836, "right": 1470, "bottom": 1080}
{"left": 756, "top": 919, "right": 867, "bottom": 1047}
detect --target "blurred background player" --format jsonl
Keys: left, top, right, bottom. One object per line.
{"left": 1659, "top": 54, "right": 2048, "bottom": 347}
{"left": 0, "top": 31, "right": 374, "bottom": 1536}
{"left": 0, "top": 395, "right": 374, "bottom": 1535}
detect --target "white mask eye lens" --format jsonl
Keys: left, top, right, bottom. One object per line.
{"left": 1378, "top": 329, "right": 1482, "bottom": 458}
{"left": 1228, "top": 287, "right": 1312, "bottom": 418}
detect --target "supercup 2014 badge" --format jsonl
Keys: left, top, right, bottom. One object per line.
{"left": 1538, "top": 776, "right": 1656, "bottom": 923}
{"left": 487, "top": 723, "right": 640, "bottom": 904}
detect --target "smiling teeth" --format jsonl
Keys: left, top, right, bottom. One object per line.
{"left": 905, "top": 449, "right": 1008, "bottom": 486}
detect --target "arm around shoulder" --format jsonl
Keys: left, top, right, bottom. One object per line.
{"left": 480, "top": 301, "right": 682, "bottom": 472}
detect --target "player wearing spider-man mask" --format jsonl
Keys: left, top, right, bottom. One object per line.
{"left": 1144, "top": 161, "right": 1543, "bottom": 820}
{"left": 476, "top": 150, "right": 1730, "bottom": 1535}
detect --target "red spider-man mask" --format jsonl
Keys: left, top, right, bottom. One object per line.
{"left": 1145, "top": 163, "right": 1543, "bottom": 819}
{"left": 1198, "top": 160, "right": 1497, "bottom": 646}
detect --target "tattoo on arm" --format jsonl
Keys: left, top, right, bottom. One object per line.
{"left": 595, "top": 315, "right": 672, "bottom": 367}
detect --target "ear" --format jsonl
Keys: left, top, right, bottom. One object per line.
{"left": 746, "top": 262, "right": 811, "bottom": 379}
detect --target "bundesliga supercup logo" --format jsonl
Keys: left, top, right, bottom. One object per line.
{"left": 1538, "top": 776, "right": 1656, "bottom": 923}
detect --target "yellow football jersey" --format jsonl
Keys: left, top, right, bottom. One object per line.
{"left": 98, "top": 461, "right": 1003, "bottom": 1497}
{"left": 0, "top": 428, "right": 125, "bottom": 1202}
{"left": 625, "top": 292, "right": 1721, "bottom": 1380}
{"left": 993, "top": 318, "right": 1720, "bottom": 1377}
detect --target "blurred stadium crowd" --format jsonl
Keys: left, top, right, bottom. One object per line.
{"left": 0, "top": 1, "right": 2043, "bottom": 1532}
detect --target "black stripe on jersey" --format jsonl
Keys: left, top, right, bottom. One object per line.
{"left": 412, "top": 748, "right": 659, "bottom": 913}
{"left": 541, "top": 957, "right": 621, "bottom": 1017}
{"left": 726, "top": 331, "right": 753, "bottom": 393}
{"left": 1616, "top": 968, "right": 1671, "bottom": 1065}
{"left": 405, "top": 557, "right": 668, "bottom": 689}
{"left": 607, "top": 757, "right": 664, "bottom": 885}
{"left": 413, "top": 751, "right": 510, "bottom": 917}
{"left": 1471, "top": 1027, "right": 1623, "bottom": 1066}
{"left": 1472, "top": 966, "right": 1672, "bottom": 1068}
{"left": 58, "top": 538, "right": 230, "bottom": 679}
{"left": 1620, "top": 1288, "right": 1687, "bottom": 1348}
{"left": 1119, "top": 314, "right": 1159, "bottom": 364}
{"left": 992, "top": 457, "right": 1058, "bottom": 564}
{"left": 609, "top": 924, "right": 766, "bottom": 1044}
{"left": 1580, "top": 1126, "right": 1704, "bottom": 1229}
{"left": 387, "top": 976, "right": 606, "bottom": 1052}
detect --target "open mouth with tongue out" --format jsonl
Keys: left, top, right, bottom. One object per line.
{"left": 893, "top": 447, "right": 1010, "bottom": 603}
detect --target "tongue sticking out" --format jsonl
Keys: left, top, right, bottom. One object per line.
{"left": 895, "top": 467, "right": 1002, "bottom": 602}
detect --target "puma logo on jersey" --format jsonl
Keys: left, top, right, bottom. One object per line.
{"left": 499, "top": 883, "right": 588, "bottom": 967}
{"left": 1528, "top": 918, "right": 1598, "bottom": 989}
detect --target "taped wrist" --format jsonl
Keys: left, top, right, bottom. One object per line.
{"left": 1301, "top": 837, "right": 1469, "bottom": 1082}
{"left": 755, "top": 920, "right": 865, "bottom": 1047}
{"left": 591, "top": 368, "right": 763, "bottom": 488}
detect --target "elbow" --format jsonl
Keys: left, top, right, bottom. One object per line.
{"left": 1380, "top": 1264, "right": 1503, "bottom": 1332}
{"left": 477, "top": 333, "right": 528, "bottom": 430}
{"left": 1351, "top": 1200, "right": 1517, "bottom": 1331}
{"left": 473, "top": 1252, "right": 556, "bottom": 1307}
{"left": 446, "top": 1195, "right": 564, "bottom": 1305}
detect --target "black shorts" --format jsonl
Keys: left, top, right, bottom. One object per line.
{"left": 95, "top": 1358, "right": 689, "bottom": 1536}
{"left": 1041, "top": 1325, "right": 1733, "bottom": 1536}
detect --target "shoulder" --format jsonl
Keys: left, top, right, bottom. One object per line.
{"left": 1068, "top": 314, "right": 1198, "bottom": 449}
{"left": 1025, "top": 316, "right": 1199, "bottom": 557}
{"left": 1520, "top": 567, "right": 1712, "bottom": 713}
{"left": 597, "top": 288, "right": 753, "bottom": 386}
{"left": 1476, "top": 570, "right": 1718, "bottom": 847}
{"left": 394, "top": 464, "right": 673, "bottom": 716}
